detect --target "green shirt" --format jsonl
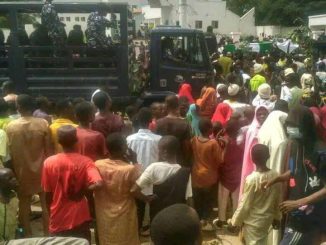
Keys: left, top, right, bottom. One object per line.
{"left": 250, "top": 74, "right": 266, "bottom": 92}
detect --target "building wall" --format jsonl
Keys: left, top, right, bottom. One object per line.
{"left": 256, "top": 25, "right": 296, "bottom": 37}
{"left": 239, "top": 8, "right": 256, "bottom": 37}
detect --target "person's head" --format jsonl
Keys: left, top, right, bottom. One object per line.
{"left": 93, "top": 91, "right": 112, "bottom": 112}
{"left": 256, "top": 106, "right": 269, "bottom": 125}
{"left": 160, "top": 103, "right": 167, "bottom": 117}
{"left": 285, "top": 73, "right": 299, "bottom": 88}
{"left": 0, "top": 168, "right": 18, "bottom": 193}
{"left": 318, "top": 62, "right": 326, "bottom": 72}
{"left": 75, "top": 101, "right": 95, "bottom": 124}
{"left": 257, "top": 83, "right": 271, "bottom": 100}
{"left": 212, "top": 121, "right": 223, "bottom": 137}
{"left": 106, "top": 132, "right": 128, "bottom": 159}
{"left": 253, "top": 63, "right": 263, "bottom": 75}
{"left": 55, "top": 98, "right": 75, "bottom": 120}
{"left": 158, "top": 136, "right": 179, "bottom": 163}
{"left": 165, "top": 95, "right": 179, "bottom": 114}
{"left": 227, "top": 84, "right": 240, "bottom": 100}
{"left": 125, "top": 105, "right": 137, "bottom": 120}
{"left": 198, "top": 118, "right": 213, "bottom": 137}
{"left": 243, "top": 106, "right": 255, "bottom": 124}
{"left": 274, "top": 99, "right": 289, "bottom": 113}
{"left": 151, "top": 204, "right": 201, "bottom": 245}
{"left": 225, "top": 118, "right": 240, "bottom": 138}
{"left": 16, "top": 94, "right": 35, "bottom": 115}
{"left": 233, "top": 60, "right": 242, "bottom": 73}
{"left": 57, "top": 125, "right": 78, "bottom": 150}
{"left": 97, "top": 3, "right": 108, "bottom": 16}
{"left": 0, "top": 98, "right": 8, "bottom": 117}
{"left": 151, "top": 102, "right": 162, "bottom": 119}
{"left": 216, "top": 84, "right": 228, "bottom": 100}
{"left": 72, "top": 97, "right": 85, "bottom": 107}
{"left": 35, "top": 96, "right": 50, "bottom": 113}
{"left": 251, "top": 144, "right": 270, "bottom": 167}
{"left": 2, "top": 80, "right": 15, "bottom": 96}
{"left": 179, "top": 96, "right": 190, "bottom": 118}
{"left": 137, "top": 107, "right": 152, "bottom": 128}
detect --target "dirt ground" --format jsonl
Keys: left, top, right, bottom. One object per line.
{"left": 30, "top": 205, "right": 241, "bottom": 245}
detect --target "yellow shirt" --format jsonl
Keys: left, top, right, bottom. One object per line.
{"left": 49, "top": 118, "right": 78, "bottom": 153}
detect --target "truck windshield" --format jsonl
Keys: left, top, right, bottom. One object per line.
{"left": 160, "top": 35, "right": 204, "bottom": 67}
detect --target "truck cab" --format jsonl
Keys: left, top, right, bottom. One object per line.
{"left": 149, "top": 27, "right": 214, "bottom": 98}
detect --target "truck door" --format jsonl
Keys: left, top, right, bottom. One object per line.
{"left": 150, "top": 31, "right": 213, "bottom": 98}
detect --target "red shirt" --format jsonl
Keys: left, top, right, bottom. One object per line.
{"left": 76, "top": 127, "right": 108, "bottom": 161}
{"left": 42, "top": 153, "right": 102, "bottom": 233}
{"left": 91, "top": 113, "right": 124, "bottom": 138}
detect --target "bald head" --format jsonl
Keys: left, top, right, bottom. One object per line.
{"left": 151, "top": 204, "right": 201, "bottom": 245}
{"left": 158, "top": 136, "right": 180, "bottom": 162}
{"left": 0, "top": 168, "right": 18, "bottom": 190}
{"left": 58, "top": 125, "right": 78, "bottom": 148}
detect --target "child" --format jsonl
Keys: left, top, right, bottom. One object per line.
{"left": 229, "top": 144, "right": 281, "bottom": 245}
{"left": 214, "top": 119, "right": 244, "bottom": 229}
{"left": 191, "top": 118, "right": 223, "bottom": 230}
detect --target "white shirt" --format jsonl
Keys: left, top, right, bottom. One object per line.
{"left": 252, "top": 95, "right": 275, "bottom": 111}
{"left": 224, "top": 99, "right": 251, "bottom": 117}
{"left": 127, "top": 129, "right": 161, "bottom": 171}
{"left": 280, "top": 85, "right": 292, "bottom": 103}
{"left": 136, "top": 162, "right": 193, "bottom": 198}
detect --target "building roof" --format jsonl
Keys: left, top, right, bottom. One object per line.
{"left": 151, "top": 26, "right": 204, "bottom": 34}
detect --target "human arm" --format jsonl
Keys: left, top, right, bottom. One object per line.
{"left": 280, "top": 187, "right": 326, "bottom": 213}
{"left": 264, "top": 170, "right": 291, "bottom": 189}
{"left": 130, "top": 184, "right": 156, "bottom": 203}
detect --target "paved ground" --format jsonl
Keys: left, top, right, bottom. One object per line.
{"left": 31, "top": 205, "right": 241, "bottom": 245}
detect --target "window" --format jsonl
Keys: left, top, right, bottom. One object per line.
{"left": 66, "top": 17, "right": 71, "bottom": 22}
{"left": 75, "top": 17, "right": 80, "bottom": 22}
{"left": 161, "top": 35, "right": 204, "bottom": 67}
{"left": 81, "top": 17, "right": 86, "bottom": 22}
{"left": 195, "top": 20, "right": 202, "bottom": 29}
{"left": 212, "top": 20, "right": 219, "bottom": 29}
{"left": 59, "top": 17, "right": 64, "bottom": 21}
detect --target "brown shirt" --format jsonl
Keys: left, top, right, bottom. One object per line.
{"left": 7, "top": 117, "right": 52, "bottom": 195}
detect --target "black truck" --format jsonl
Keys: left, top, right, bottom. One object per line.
{"left": 0, "top": 2, "right": 213, "bottom": 103}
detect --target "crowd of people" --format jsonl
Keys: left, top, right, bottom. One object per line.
{"left": 0, "top": 49, "right": 326, "bottom": 245}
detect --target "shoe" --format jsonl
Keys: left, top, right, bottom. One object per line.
{"left": 212, "top": 218, "right": 227, "bottom": 229}
{"left": 201, "top": 222, "right": 214, "bottom": 231}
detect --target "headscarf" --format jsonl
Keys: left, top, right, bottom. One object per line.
{"left": 178, "top": 83, "right": 195, "bottom": 104}
{"left": 187, "top": 104, "right": 201, "bottom": 136}
{"left": 239, "top": 106, "right": 269, "bottom": 200}
{"left": 258, "top": 110, "right": 288, "bottom": 173}
{"left": 211, "top": 103, "right": 233, "bottom": 126}
{"left": 196, "top": 87, "right": 217, "bottom": 118}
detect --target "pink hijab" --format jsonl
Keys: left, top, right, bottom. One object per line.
{"left": 239, "top": 105, "right": 269, "bottom": 200}
{"left": 178, "top": 83, "right": 195, "bottom": 104}
{"left": 211, "top": 103, "right": 233, "bottom": 126}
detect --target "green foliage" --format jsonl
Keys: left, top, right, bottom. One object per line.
{"left": 226, "top": 0, "right": 326, "bottom": 26}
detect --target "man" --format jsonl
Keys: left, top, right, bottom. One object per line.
{"left": 224, "top": 84, "right": 251, "bottom": 117}
{"left": 50, "top": 99, "right": 77, "bottom": 153}
{"left": 91, "top": 91, "right": 124, "bottom": 138}
{"left": 127, "top": 107, "right": 161, "bottom": 231}
{"left": 0, "top": 168, "right": 19, "bottom": 242}
{"left": 131, "top": 136, "right": 193, "bottom": 221}
{"left": 75, "top": 101, "right": 108, "bottom": 161}
{"left": 42, "top": 125, "right": 103, "bottom": 242}
{"left": 6, "top": 95, "right": 52, "bottom": 237}
{"left": 155, "top": 95, "right": 192, "bottom": 167}
{"left": 249, "top": 63, "right": 266, "bottom": 96}
{"left": 86, "top": 3, "right": 112, "bottom": 49}
{"left": 218, "top": 51, "right": 233, "bottom": 76}
{"left": 2, "top": 80, "right": 17, "bottom": 103}
{"left": 0, "top": 98, "right": 12, "bottom": 130}
{"left": 150, "top": 204, "right": 201, "bottom": 245}
{"left": 225, "top": 61, "right": 243, "bottom": 86}
{"left": 41, "top": 0, "right": 66, "bottom": 55}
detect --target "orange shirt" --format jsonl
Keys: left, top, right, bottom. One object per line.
{"left": 191, "top": 137, "right": 223, "bottom": 188}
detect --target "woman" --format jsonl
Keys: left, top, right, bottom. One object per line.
{"left": 211, "top": 102, "right": 233, "bottom": 127}
{"left": 239, "top": 105, "right": 269, "bottom": 200}
{"left": 196, "top": 87, "right": 217, "bottom": 118}
{"left": 258, "top": 110, "right": 288, "bottom": 174}
{"left": 178, "top": 83, "right": 195, "bottom": 104}
{"left": 187, "top": 104, "right": 201, "bottom": 136}
{"left": 94, "top": 133, "right": 143, "bottom": 245}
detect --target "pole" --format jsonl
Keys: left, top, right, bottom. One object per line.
{"left": 179, "top": 0, "right": 187, "bottom": 28}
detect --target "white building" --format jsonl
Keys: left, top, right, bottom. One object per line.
{"left": 145, "top": 0, "right": 256, "bottom": 36}
{"left": 309, "top": 14, "right": 326, "bottom": 40}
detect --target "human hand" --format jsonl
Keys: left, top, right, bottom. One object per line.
{"left": 280, "top": 200, "right": 301, "bottom": 213}
{"left": 125, "top": 148, "right": 137, "bottom": 164}
{"left": 270, "top": 95, "right": 278, "bottom": 102}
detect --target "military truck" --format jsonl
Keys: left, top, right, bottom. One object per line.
{"left": 0, "top": 2, "right": 213, "bottom": 103}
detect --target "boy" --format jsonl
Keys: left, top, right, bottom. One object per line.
{"left": 191, "top": 118, "right": 223, "bottom": 230}
{"left": 42, "top": 125, "right": 103, "bottom": 242}
{"left": 229, "top": 144, "right": 281, "bottom": 245}
{"left": 75, "top": 101, "right": 108, "bottom": 161}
